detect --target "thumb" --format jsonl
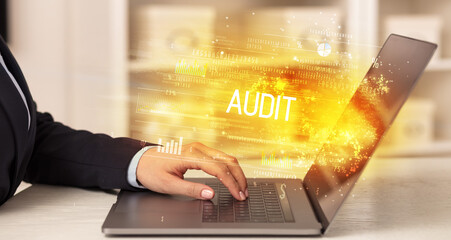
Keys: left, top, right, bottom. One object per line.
{"left": 166, "top": 175, "right": 215, "bottom": 200}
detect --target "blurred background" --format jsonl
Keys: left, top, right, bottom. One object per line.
{"left": 2, "top": 0, "right": 451, "bottom": 159}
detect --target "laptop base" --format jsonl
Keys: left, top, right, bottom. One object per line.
{"left": 102, "top": 178, "right": 322, "bottom": 236}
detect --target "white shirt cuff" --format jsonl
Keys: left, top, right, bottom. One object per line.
{"left": 127, "top": 146, "right": 156, "bottom": 189}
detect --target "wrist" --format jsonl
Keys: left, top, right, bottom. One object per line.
{"left": 127, "top": 146, "right": 156, "bottom": 189}
{"left": 136, "top": 146, "right": 159, "bottom": 185}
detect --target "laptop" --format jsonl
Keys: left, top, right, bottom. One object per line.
{"left": 102, "top": 34, "right": 437, "bottom": 236}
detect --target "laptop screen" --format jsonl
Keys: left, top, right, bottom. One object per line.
{"left": 303, "top": 34, "right": 437, "bottom": 229}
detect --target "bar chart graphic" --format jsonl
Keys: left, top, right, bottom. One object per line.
{"left": 174, "top": 59, "right": 208, "bottom": 77}
{"left": 157, "top": 137, "right": 183, "bottom": 155}
{"left": 261, "top": 152, "right": 293, "bottom": 169}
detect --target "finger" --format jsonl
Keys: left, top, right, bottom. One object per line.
{"left": 193, "top": 143, "right": 248, "bottom": 194}
{"left": 196, "top": 158, "right": 246, "bottom": 201}
{"left": 179, "top": 145, "right": 245, "bottom": 201}
{"left": 164, "top": 174, "right": 215, "bottom": 200}
{"left": 226, "top": 162, "right": 248, "bottom": 197}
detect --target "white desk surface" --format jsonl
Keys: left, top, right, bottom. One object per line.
{"left": 1, "top": 157, "right": 451, "bottom": 240}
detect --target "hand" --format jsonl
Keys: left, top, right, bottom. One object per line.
{"left": 136, "top": 142, "right": 248, "bottom": 201}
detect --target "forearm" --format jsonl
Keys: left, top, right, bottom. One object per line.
{"left": 24, "top": 111, "right": 149, "bottom": 190}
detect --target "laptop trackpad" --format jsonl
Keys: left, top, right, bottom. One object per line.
{"left": 114, "top": 191, "right": 201, "bottom": 214}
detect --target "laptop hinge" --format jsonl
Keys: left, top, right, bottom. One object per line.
{"left": 302, "top": 181, "right": 329, "bottom": 233}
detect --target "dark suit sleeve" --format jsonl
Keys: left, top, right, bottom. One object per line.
{"left": 24, "top": 110, "right": 148, "bottom": 190}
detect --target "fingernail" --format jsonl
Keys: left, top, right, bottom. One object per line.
{"left": 201, "top": 189, "right": 214, "bottom": 199}
{"left": 245, "top": 188, "right": 249, "bottom": 197}
{"left": 239, "top": 191, "right": 246, "bottom": 200}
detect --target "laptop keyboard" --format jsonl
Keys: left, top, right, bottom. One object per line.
{"left": 202, "top": 182, "right": 286, "bottom": 223}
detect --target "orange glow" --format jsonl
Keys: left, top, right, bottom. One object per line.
{"left": 130, "top": 7, "right": 382, "bottom": 177}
